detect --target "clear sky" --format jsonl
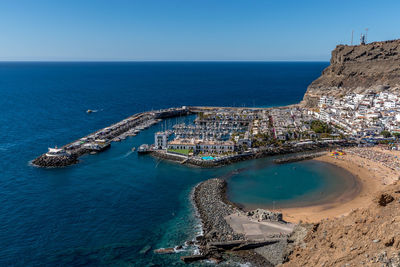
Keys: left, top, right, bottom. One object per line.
{"left": 1, "top": 0, "right": 399, "bottom": 61}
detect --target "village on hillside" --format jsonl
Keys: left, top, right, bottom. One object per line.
{"left": 146, "top": 92, "right": 400, "bottom": 162}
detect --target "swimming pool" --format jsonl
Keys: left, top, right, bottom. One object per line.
{"left": 201, "top": 156, "right": 215, "bottom": 161}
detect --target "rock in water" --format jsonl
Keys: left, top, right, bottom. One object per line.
{"left": 153, "top": 247, "right": 175, "bottom": 254}
{"left": 139, "top": 245, "right": 151, "bottom": 254}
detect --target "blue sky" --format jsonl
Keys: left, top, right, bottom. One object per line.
{"left": 0, "top": 0, "right": 399, "bottom": 61}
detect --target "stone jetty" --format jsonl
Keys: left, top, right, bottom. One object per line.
{"left": 191, "top": 178, "right": 294, "bottom": 266}
{"left": 193, "top": 178, "right": 245, "bottom": 243}
{"left": 32, "top": 107, "right": 191, "bottom": 167}
{"left": 273, "top": 151, "right": 328, "bottom": 164}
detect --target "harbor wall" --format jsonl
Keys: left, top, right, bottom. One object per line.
{"left": 151, "top": 141, "right": 355, "bottom": 168}
{"left": 32, "top": 107, "right": 191, "bottom": 167}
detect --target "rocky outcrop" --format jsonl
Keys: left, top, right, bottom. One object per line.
{"left": 302, "top": 39, "right": 400, "bottom": 107}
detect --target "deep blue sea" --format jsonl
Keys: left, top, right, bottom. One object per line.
{"left": 0, "top": 62, "right": 331, "bottom": 266}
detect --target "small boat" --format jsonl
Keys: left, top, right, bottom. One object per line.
{"left": 131, "top": 147, "right": 136, "bottom": 152}
{"left": 138, "top": 144, "right": 150, "bottom": 154}
{"left": 87, "top": 109, "right": 93, "bottom": 114}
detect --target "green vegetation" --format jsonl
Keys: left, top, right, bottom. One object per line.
{"left": 251, "top": 132, "right": 273, "bottom": 147}
{"left": 381, "top": 130, "right": 391, "bottom": 138}
{"left": 320, "top": 133, "right": 332, "bottom": 139}
{"left": 167, "top": 148, "right": 191, "bottom": 155}
{"left": 310, "top": 120, "right": 332, "bottom": 134}
{"left": 393, "top": 132, "right": 400, "bottom": 139}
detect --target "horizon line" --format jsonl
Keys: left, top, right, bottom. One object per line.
{"left": 0, "top": 60, "right": 329, "bottom": 63}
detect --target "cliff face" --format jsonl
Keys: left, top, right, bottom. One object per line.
{"left": 302, "top": 39, "right": 400, "bottom": 107}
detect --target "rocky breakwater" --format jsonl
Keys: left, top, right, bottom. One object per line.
{"left": 188, "top": 178, "right": 288, "bottom": 266}
{"left": 32, "top": 154, "right": 78, "bottom": 167}
{"left": 32, "top": 106, "right": 190, "bottom": 168}
{"left": 302, "top": 39, "right": 400, "bottom": 107}
{"left": 186, "top": 178, "right": 247, "bottom": 263}
{"left": 273, "top": 151, "right": 327, "bottom": 164}
{"left": 193, "top": 178, "right": 244, "bottom": 243}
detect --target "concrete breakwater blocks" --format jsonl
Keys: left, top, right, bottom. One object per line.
{"left": 32, "top": 154, "right": 79, "bottom": 167}
{"left": 191, "top": 177, "right": 296, "bottom": 265}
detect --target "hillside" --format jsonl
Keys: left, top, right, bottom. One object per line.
{"left": 281, "top": 182, "right": 400, "bottom": 266}
{"left": 302, "top": 39, "right": 400, "bottom": 107}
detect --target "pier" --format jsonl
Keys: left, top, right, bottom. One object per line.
{"left": 32, "top": 107, "right": 191, "bottom": 167}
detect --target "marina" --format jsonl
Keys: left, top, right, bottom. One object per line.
{"left": 33, "top": 104, "right": 357, "bottom": 168}
{"left": 32, "top": 107, "right": 191, "bottom": 167}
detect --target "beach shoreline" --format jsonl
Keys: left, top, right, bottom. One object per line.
{"left": 276, "top": 152, "right": 395, "bottom": 223}
{"left": 188, "top": 147, "right": 400, "bottom": 265}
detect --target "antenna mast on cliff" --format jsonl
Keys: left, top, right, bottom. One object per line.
{"left": 351, "top": 30, "right": 354, "bottom": 45}
{"left": 365, "top": 28, "right": 369, "bottom": 43}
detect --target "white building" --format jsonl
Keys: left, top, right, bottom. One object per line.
{"left": 154, "top": 132, "right": 168, "bottom": 150}
{"left": 167, "top": 139, "right": 235, "bottom": 154}
{"left": 46, "top": 147, "right": 69, "bottom": 157}
{"left": 384, "top": 101, "right": 396, "bottom": 109}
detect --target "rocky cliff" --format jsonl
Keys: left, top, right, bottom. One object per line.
{"left": 302, "top": 39, "right": 400, "bottom": 107}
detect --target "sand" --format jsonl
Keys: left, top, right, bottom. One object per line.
{"left": 278, "top": 150, "right": 399, "bottom": 223}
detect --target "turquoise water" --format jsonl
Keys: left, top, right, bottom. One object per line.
{"left": 0, "top": 62, "right": 333, "bottom": 266}
{"left": 201, "top": 156, "right": 215, "bottom": 160}
{"left": 227, "top": 158, "right": 356, "bottom": 210}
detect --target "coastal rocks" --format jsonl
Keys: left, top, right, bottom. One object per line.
{"left": 247, "top": 209, "right": 283, "bottom": 222}
{"left": 254, "top": 239, "right": 288, "bottom": 266}
{"left": 302, "top": 39, "right": 400, "bottom": 107}
{"left": 153, "top": 247, "right": 175, "bottom": 254}
{"left": 139, "top": 245, "right": 152, "bottom": 255}
{"left": 32, "top": 154, "right": 78, "bottom": 167}
{"left": 180, "top": 255, "right": 207, "bottom": 263}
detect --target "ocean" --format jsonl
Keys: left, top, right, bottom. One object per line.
{"left": 0, "top": 62, "right": 330, "bottom": 266}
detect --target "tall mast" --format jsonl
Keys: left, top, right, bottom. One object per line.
{"left": 351, "top": 30, "right": 354, "bottom": 45}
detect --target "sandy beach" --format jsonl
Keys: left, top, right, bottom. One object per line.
{"left": 278, "top": 149, "right": 399, "bottom": 223}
